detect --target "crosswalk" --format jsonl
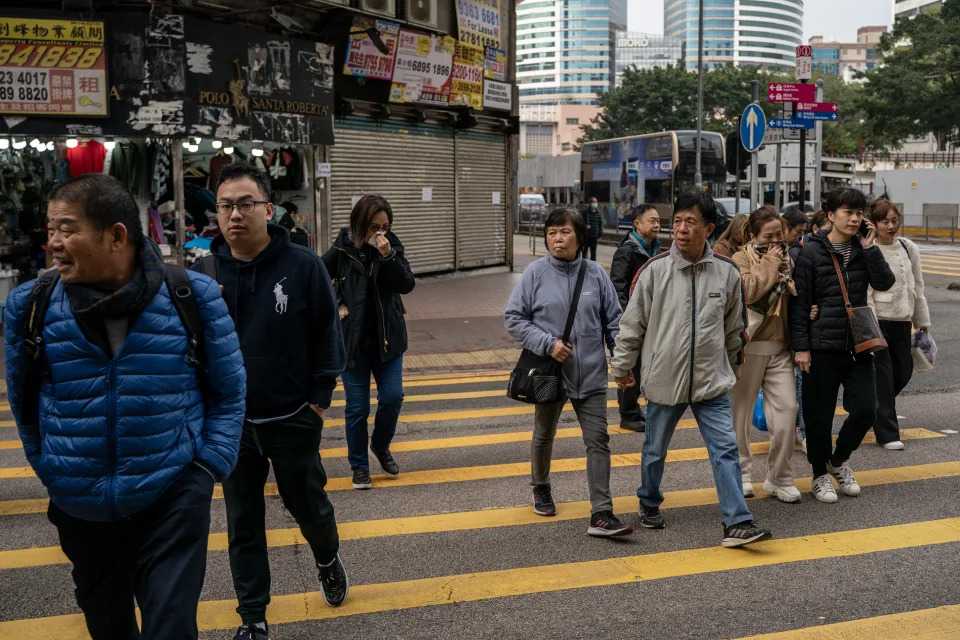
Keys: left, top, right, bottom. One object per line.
{"left": 919, "top": 251, "right": 960, "bottom": 278}
{"left": 0, "top": 369, "right": 958, "bottom": 638}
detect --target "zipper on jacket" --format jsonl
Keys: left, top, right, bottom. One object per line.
{"left": 688, "top": 266, "right": 697, "bottom": 404}
{"left": 106, "top": 360, "right": 118, "bottom": 518}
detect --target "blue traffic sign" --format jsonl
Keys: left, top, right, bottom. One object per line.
{"left": 796, "top": 111, "right": 839, "bottom": 122}
{"left": 740, "top": 104, "right": 766, "bottom": 153}
{"left": 769, "top": 118, "right": 816, "bottom": 130}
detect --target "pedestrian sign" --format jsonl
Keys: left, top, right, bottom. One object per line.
{"left": 740, "top": 104, "right": 766, "bottom": 153}
{"left": 769, "top": 118, "right": 816, "bottom": 130}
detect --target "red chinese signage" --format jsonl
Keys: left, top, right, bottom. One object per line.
{"left": 0, "top": 17, "right": 107, "bottom": 116}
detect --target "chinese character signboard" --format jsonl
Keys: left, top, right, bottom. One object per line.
{"left": 450, "top": 42, "right": 483, "bottom": 109}
{"left": 343, "top": 16, "right": 399, "bottom": 81}
{"left": 455, "top": 0, "right": 502, "bottom": 50}
{"left": 482, "top": 78, "right": 511, "bottom": 111}
{"left": 0, "top": 17, "right": 107, "bottom": 116}
{"left": 483, "top": 46, "right": 505, "bottom": 81}
{"left": 389, "top": 30, "right": 454, "bottom": 105}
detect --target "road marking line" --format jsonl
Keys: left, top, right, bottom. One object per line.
{"left": 735, "top": 603, "right": 960, "bottom": 639}
{"left": 922, "top": 268, "right": 960, "bottom": 277}
{"left": 3, "top": 517, "right": 959, "bottom": 635}
{"left": 4, "top": 459, "right": 958, "bottom": 571}
{"left": 330, "top": 383, "right": 621, "bottom": 408}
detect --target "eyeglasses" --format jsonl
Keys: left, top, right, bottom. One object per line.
{"left": 368, "top": 223, "right": 391, "bottom": 233}
{"left": 216, "top": 201, "right": 268, "bottom": 216}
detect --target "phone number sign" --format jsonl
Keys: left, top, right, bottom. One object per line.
{"left": 455, "top": 0, "right": 501, "bottom": 51}
{"left": 0, "top": 17, "right": 107, "bottom": 117}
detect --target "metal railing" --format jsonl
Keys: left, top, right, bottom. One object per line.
{"left": 901, "top": 215, "right": 958, "bottom": 243}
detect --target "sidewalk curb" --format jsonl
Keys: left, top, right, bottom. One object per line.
{"left": 403, "top": 348, "right": 519, "bottom": 374}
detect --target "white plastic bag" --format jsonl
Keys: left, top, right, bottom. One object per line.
{"left": 911, "top": 330, "right": 936, "bottom": 372}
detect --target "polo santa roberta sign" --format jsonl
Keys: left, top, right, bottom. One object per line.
{"left": 0, "top": 17, "right": 108, "bottom": 116}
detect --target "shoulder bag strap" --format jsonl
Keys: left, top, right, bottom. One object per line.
{"left": 830, "top": 253, "right": 854, "bottom": 315}
{"left": 164, "top": 265, "right": 208, "bottom": 390}
{"left": 20, "top": 270, "right": 60, "bottom": 426}
{"left": 561, "top": 261, "right": 588, "bottom": 343}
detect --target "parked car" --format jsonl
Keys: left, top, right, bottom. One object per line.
{"left": 711, "top": 198, "right": 751, "bottom": 244}
{"left": 781, "top": 201, "right": 817, "bottom": 217}
{"left": 519, "top": 194, "right": 547, "bottom": 225}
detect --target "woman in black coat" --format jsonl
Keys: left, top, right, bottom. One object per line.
{"left": 789, "top": 188, "right": 895, "bottom": 505}
{"left": 321, "top": 195, "right": 415, "bottom": 491}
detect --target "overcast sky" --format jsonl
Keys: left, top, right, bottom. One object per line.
{"left": 628, "top": 0, "right": 893, "bottom": 43}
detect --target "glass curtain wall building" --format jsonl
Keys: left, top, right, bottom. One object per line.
{"left": 614, "top": 32, "right": 684, "bottom": 86}
{"left": 517, "top": 0, "right": 628, "bottom": 105}
{"left": 663, "top": 0, "right": 802, "bottom": 71}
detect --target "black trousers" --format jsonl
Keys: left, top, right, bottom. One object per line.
{"left": 873, "top": 320, "right": 914, "bottom": 444}
{"left": 48, "top": 464, "right": 214, "bottom": 640}
{"left": 617, "top": 364, "right": 645, "bottom": 427}
{"left": 584, "top": 236, "right": 599, "bottom": 261}
{"left": 802, "top": 350, "right": 878, "bottom": 477}
{"left": 223, "top": 407, "right": 340, "bottom": 624}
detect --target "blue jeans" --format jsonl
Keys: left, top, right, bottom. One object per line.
{"left": 638, "top": 393, "right": 753, "bottom": 527}
{"left": 342, "top": 353, "right": 404, "bottom": 470}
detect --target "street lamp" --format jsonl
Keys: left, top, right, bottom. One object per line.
{"left": 695, "top": 0, "right": 704, "bottom": 190}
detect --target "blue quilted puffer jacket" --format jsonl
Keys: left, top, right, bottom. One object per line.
{"left": 4, "top": 271, "right": 246, "bottom": 522}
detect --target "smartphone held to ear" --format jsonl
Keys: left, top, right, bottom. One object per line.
{"left": 859, "top": 220, "right": 871, "bottom": 237}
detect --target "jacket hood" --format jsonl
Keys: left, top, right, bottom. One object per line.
{"left": 210, "top": 224, "right": 291, "bottom": 267}
{"left": 619, "top": 231, "right": 659, "bottom": 259}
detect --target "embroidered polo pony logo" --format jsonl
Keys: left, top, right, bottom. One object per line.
{"left": 273, "top": 278, "right": 288, "bottom": 314}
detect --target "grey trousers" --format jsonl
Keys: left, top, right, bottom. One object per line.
{"left": 531, "top": 391, "right": 613, "bottom": 513}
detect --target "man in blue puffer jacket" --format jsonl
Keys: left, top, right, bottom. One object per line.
{"left": 4, "top": 174, "right": 246, "bottom": 640}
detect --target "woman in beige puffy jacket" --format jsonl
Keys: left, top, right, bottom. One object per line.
{"left": 867, "top": 199, "right": 931, "bottom": 451}
{"left": 730, "top": 205, "right": 801, "bottom": 504}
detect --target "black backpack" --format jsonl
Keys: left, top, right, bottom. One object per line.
{"left": 19, "top": 265, "right": 206, "bottom": 426}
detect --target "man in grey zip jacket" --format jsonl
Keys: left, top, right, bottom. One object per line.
{"left": 610, "top": 192, "right": 772, "bottom": 548}
{"left": 505, "top": 206, "right": 632, "bottom": 537}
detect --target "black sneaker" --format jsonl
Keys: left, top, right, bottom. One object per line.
{"left": 722, "top": 520, "right": 772, "bottom": 548}
{"left": 619, "top": 420, "right": 645, "bottom": 432}
{"left": 532, "top": 484, "right": 556, "bottom": 516}
{"left": 639, "top": 506, "right": 666, "bottom": 529}
{"left": 587, "top": 510, "right": 634, "bottom": 537}
{"left": 318, "top": 553, "right": 349, "bottom": 607}
{"left": 371, "top": 448, "right": 400, "bottom": 475}
{"left": 352, "top": 468, "right": 372, "bottom": 490}
{"left": 233, "top": 622, "right": 269, "bottom": 640}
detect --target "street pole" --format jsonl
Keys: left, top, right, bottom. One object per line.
{"left": 798, "top": 79, "right": 808, "bottom": 213}
{"left": 750, "top": 80, "right": 759, "bottom": 211}
{"left": 695, "top": 0, "right": 704, "bottom": 190}
{"left": 775, "top": 142, "right": 782, "bottom": 211}
{"left": 813, "top": 78, "right": 824, "bottom": 210}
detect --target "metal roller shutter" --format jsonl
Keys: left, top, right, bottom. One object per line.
{"left": 329, "top": 117, "right": 456, "bottom": 274}
{"left": 455, "top": 131, "right": 508, "bottom": 269}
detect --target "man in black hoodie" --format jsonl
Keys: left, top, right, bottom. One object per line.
{"left": 192, "top": 162, "right": 346, "bottom": 640}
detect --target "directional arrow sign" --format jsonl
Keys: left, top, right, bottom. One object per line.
{"left": 767, "top": 82, "right": 816, "bottom": 103}
{"left": 796, "top": 102, "right": 838, "bottom": 113}
{"left": 740, "top": 103, "right": 766, "bottom": 153}
{"left": 796, "top": 111, "right": 839, "bottom": 121}
{"left": 769, "top": 118, "right": 816, "bottom": 130}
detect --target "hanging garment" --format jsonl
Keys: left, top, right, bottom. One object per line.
{"left": 108, "top": 142, "right": 142, "bottom": 193}
{"left": 65, "top": 140, "right": 107, "bottom": 175}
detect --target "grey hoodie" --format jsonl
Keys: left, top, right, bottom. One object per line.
{"left": 505, "top": 253, "right": 622, "bottom": 399}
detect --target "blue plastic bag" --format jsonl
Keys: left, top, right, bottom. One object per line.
{"left": 752, "top": 390, "right": 768, "bottom": 431}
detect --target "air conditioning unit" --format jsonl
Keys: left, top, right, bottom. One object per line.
{"left": 399, "top": 0, "right": 438, "bottom": 29}
{"left": 358, "top": 0, "right": 396, "bottom": 19}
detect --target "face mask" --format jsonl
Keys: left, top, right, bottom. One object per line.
{"left": 590, "top": 203, "right": 597, "bottom": 209}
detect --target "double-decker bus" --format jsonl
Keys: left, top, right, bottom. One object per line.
{"left": 579, "top": 130, "right": 727, "bottom": 230}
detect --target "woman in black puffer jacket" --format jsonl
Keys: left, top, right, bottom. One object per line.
{"left": 789, "top": 188, "right": 895, "bottom": 505}
{"left": 321, "top": 195, "right": 415, "bottom": 491}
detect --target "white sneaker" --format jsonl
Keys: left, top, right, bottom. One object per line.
{"left": 763, "top": 480, "right": 802, "bottom": 503}
{"left": 742, "top": 481, "right": 755, "bottom": 498}
{"left": 812, "top": 474, "right": 838, "bottom": 503}
{"left": 801, "top": 438, "right": 807, "bottom": 454}
{"left": 881, "top": 441, "right": 905, "bottom": 451}
{"left": 827, "top": 462, "right": 862, "bottom": 497}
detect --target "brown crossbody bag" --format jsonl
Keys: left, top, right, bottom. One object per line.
{"left": 830, "top": 253, "right": 888, "bottom": 354}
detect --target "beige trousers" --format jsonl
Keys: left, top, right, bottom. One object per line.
{"left": 731, "top": 348, "right": 798, "bottom": 487}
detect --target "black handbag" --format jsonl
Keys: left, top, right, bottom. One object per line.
{"left": 507, "top": 261, "right": 588, "bottom": 404}
{"left": 830, "top": 253, "right": 888, "bottom": 354}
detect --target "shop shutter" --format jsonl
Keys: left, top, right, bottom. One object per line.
{"left": 329, "top": 117, "right": 456, "bottom": 274}
{"left": 455, "top": 131, "right": 508, "bottom": 269}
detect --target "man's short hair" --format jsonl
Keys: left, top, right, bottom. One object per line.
{"left": 782, "top": 208, "right": 808, "bottom": 230}
{"left": 543, "top": 206, "right": 587, "bottom": 251}
{"left": 214, "top": 161, "right": 272, "bottom": 202}
{"left": 633, "top": 203, "right": 658, "bottom": 222}
{"left": 823, "top": 187, "right": 866, "bottom": 214}
{"left": 673, "top": 191, "right": 718, "bottom": 226}
{"left": 49, "top": 174, "right": 143, "bottom": 246}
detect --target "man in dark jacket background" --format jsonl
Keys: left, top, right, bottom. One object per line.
{"left": 608, "top": 204, "right": 661, "bottom": 431}
{"left": 584, "top": 197, "right": 604, "bottom": 261}
{"left": 193, "top": 162, "right": 347, "bottom": 640}
{"left": 5, "top": 174, "right": 246, "bottom": 639}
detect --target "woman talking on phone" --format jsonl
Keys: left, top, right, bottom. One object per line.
{"left": 322, "top": 195, "right": 416, "bottom": 491}
{"left": 789, "top": 188, "right": 895, "bottom": 504}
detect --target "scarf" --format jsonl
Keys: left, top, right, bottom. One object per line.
{"left": 742, "top": 243, "right": 796, "bottom": 319}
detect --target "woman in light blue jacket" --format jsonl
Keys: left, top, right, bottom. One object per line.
{"left": 504, "top": 206, "right": 631, "bottom": 538}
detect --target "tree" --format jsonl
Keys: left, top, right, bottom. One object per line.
{"left": 858, "top": 0, "right": 960, "bottom": 150}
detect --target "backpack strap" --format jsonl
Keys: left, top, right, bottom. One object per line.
{"left": 164, "top": 265, "right": 207, "bottom": 389}
{"left": 20, "top": 270, "right": 61, "bottom": 427}
{"left": 194, "top": 255, "right": 218, "bottom": 281}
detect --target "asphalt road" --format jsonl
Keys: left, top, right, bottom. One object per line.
{"left": 0, "top": 252, "right": 958, "bottom": 638}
